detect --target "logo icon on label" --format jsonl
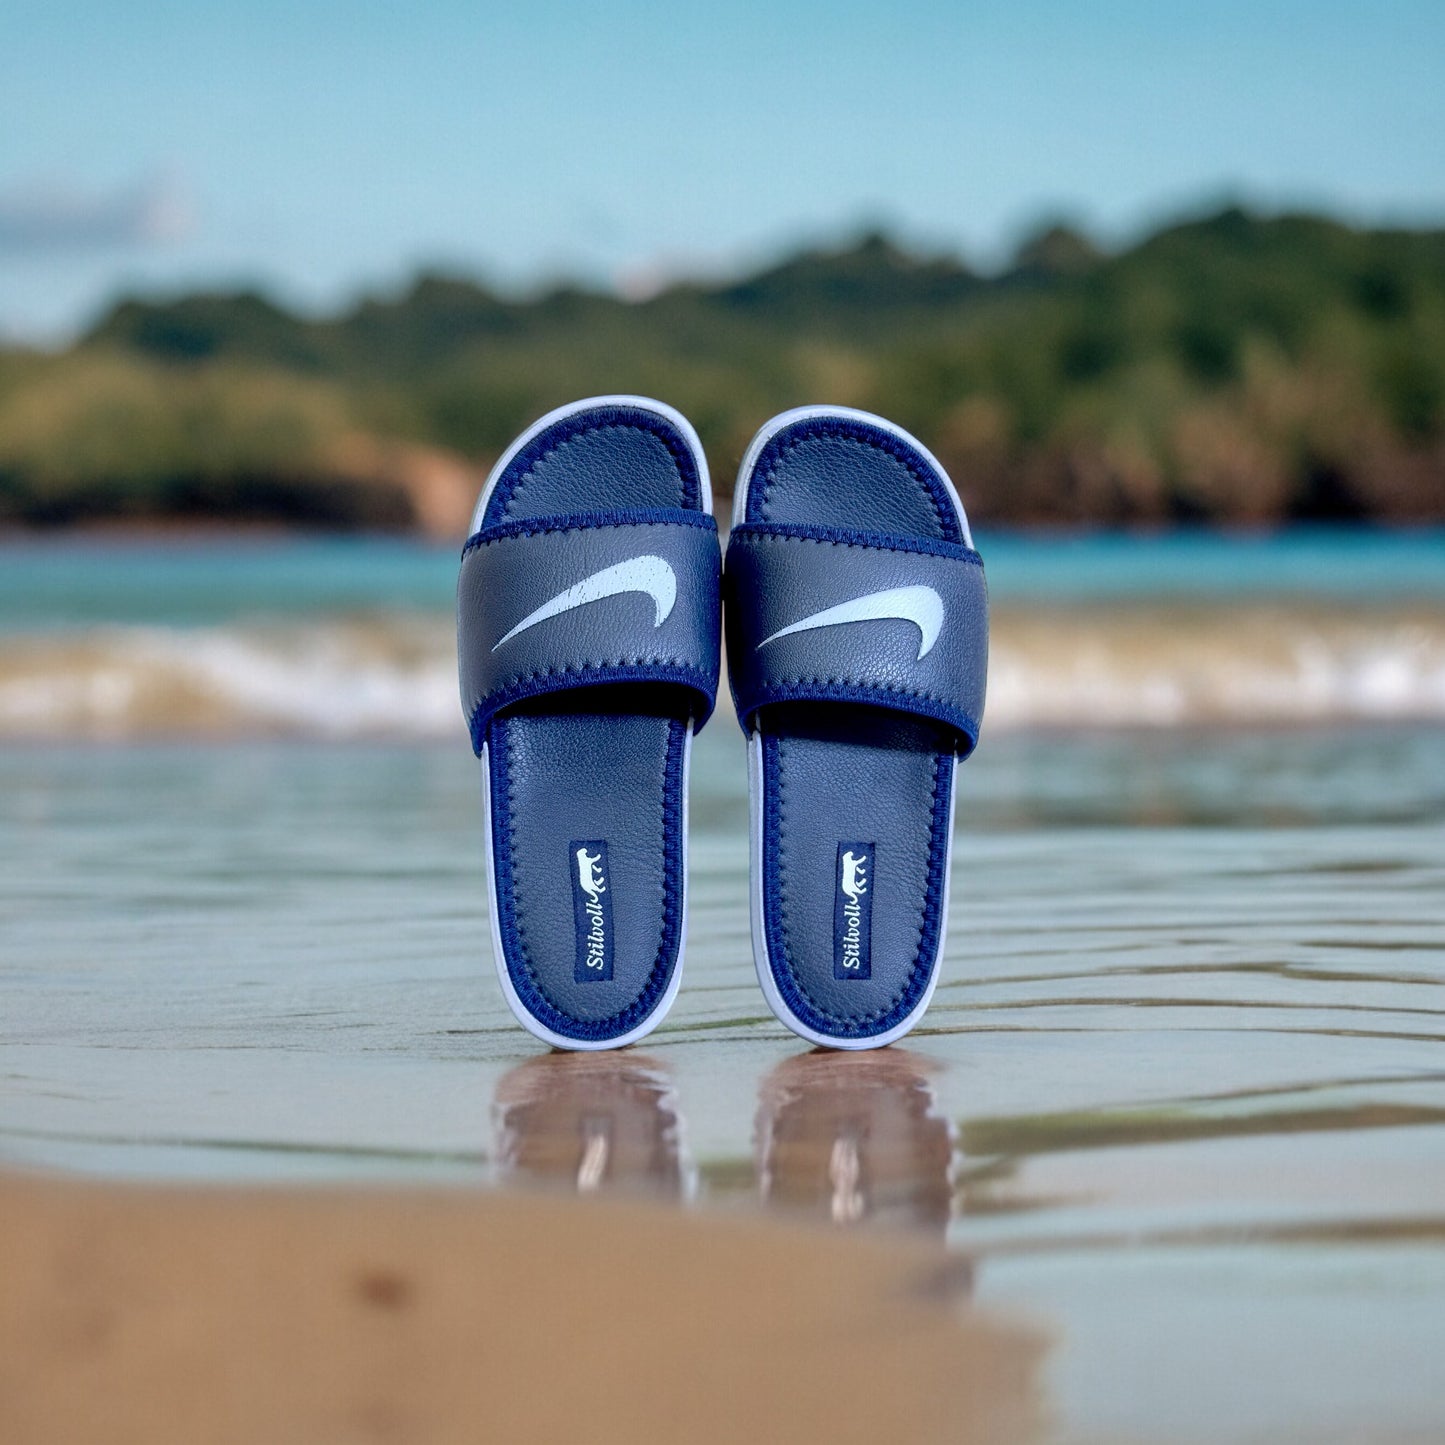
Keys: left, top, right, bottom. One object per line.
{"left": 834, "top": 841, "right": 874, "bottom": 980}
{"left": 576, "top": 846, "right": 606, "bottom": 902}
{"left": 571, "top": 839, "right": 614, "bottom": 982}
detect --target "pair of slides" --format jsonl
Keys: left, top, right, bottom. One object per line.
{"left": 457, "top": 397, "right": 988, "bottom": 1051}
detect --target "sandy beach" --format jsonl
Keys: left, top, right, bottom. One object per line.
{"left": 0, "top": 1170, "right": 1042, "bottom": 1445}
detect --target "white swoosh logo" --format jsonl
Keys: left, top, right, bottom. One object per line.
{"left": 492, "top": 555, "right": 676, "bottom": 651}
{"left": 758, "top": 585, "right": 944, "bottom": 660}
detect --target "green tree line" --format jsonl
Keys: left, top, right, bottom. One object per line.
{"left": 1, "top": 204, "right": 1441, "bottom": 530}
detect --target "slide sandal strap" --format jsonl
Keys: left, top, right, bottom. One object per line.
{"left": 724, "top": 522, "right": 987, "bottom": 754}
{"left": 458, "top": 509, "right": 720, "bottom": 753}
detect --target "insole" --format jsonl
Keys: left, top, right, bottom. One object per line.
{"left": 490, "top": 699, "right": 688, "bottom": 1036}
{"left": 757, "top": 702, "right": 954, "bottom": 1037}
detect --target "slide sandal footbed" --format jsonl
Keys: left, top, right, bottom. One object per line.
{"left": 760, "top": 709, "right": 955, "bottom": 1039}
{"left": 489, "top": 710, "right": 688, "bottom": 1040}
{"left": 730, "top": 410, "right": 983, "bottom": 1046}
{"left": 463, "top": 401, "right": 715, "bottom": 1047}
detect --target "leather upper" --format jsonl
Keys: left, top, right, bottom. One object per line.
{"left": 725, "top": 521, "right": 988, "bottom": 755}
{"left": 458, "top": 509, "right": 721, "bottom": 753}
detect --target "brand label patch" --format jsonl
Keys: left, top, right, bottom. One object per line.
{"left": 833, "top": 841, "right": 874, "bottom": 980}
{"left": 571, "top": 839, "right": 614, "bottom": 982}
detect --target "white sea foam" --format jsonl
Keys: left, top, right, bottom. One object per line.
{"left": 0, "top": 619, "right": 459, "bottom": 739}
{"left": 983, "top": 607, "right": 1445, "bottom": 729}
{"left": 1, "top": 605, "right": 1443, "bottom": 739}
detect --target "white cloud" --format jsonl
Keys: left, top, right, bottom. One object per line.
{"left": 0, "top": 174, "right": 196, "bottom": 254}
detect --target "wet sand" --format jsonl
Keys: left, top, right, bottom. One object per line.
{"left": 0, "top": 1170, "right": 1042, "bottom": 1445}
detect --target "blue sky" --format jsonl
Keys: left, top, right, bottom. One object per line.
{"left": 3, "top": 0, "right": 1443, "bottom": 341}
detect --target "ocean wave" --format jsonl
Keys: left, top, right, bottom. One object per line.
{"left": 1, "top": 606, "right": 1444, "bottom": 738}
{"left": 985, "top": 606, "right": 1445, "bottom": 728}
{"left": 0, "top": 618, "right": 459, "bottom": 739}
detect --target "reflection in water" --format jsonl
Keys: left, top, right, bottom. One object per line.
{"left": 492, "top": 1053, "right": 690, "bottom": 1200}
{"left": 756, "top": 1051, "right": 957, "bottom": 1237}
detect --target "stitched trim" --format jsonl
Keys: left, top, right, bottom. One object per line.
{"left": 776, "top": 734, "right": 800, "bottom": 1002}
{"left": 489, "top": 715, "right": 687, "bottom": 1041}
{"left": 727, "top": 523, "right": 981, "bottom": 567}
{"left": 489, "top": 412, "right": 701, "bottom": 520}
{"left": 462, "top": 508, "right": 716, "bottom": 558}
{"left": 750, "top": 419, "right": 960, "bottom": 543}
{"left": 737, "top": 680, "right": 979, "bottom": 757}
{"left": 760, "top": 732, "right": 953, "bottom": 1036}
{"left": 467, "top": 658, "right": 717, "bottom": 753}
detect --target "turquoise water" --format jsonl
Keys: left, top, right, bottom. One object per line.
{"left": 1, "top": 528, "right": 1443, "bottom": 628}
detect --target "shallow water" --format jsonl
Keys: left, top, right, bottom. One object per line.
{"left": 3, "top": 531, "right": 1444, "bottom": 1442}
{"left": 3, "top": 724, "right": 1443, "bottom": 1443}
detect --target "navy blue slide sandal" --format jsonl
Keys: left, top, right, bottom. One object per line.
{"left": 725, "top": 406, "right": 988, "bottom": 1049}
{"left": 457, "top": 397, "right": 721, "bottom": 1050}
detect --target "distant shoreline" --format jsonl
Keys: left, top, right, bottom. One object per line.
{"left": 3, "top": 208, "right": 1442, "bottom": 532}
